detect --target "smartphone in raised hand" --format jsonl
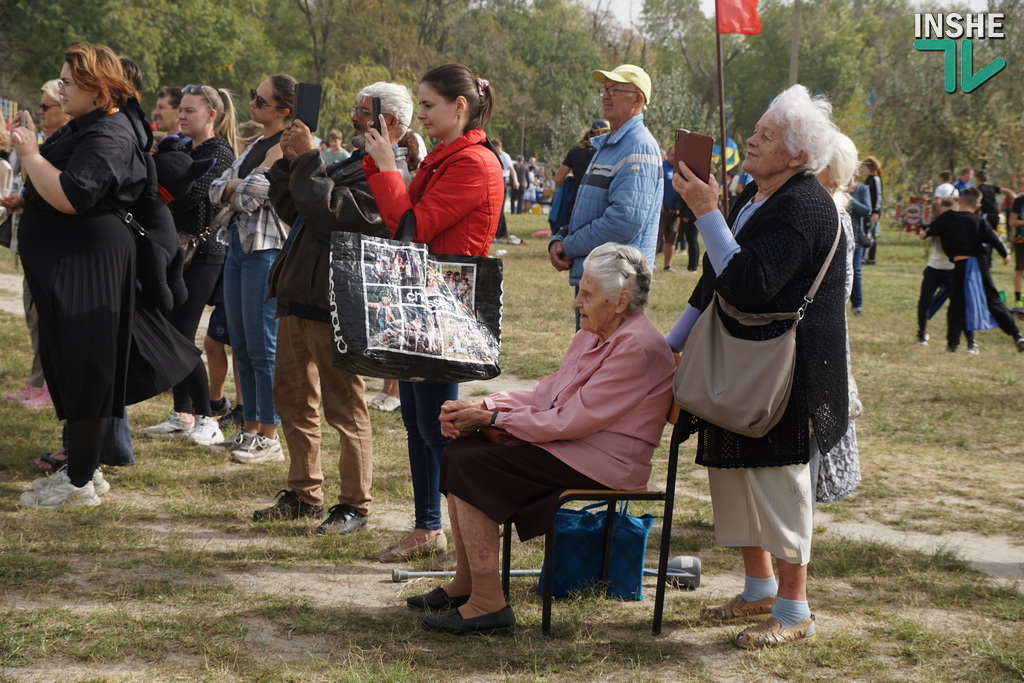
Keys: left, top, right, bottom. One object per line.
{"left": 673, "top": 129, "right": 714, "bottom": 183}
{"left": 371, "top": 96, "right": 382, "bottom": 135}
{"left": 294, "top": 83, "right": 323, "bottom": 132}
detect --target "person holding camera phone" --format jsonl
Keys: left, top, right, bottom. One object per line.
{"left": 208, "top": 75, "right": 294, "bottom": 465}
{"left": 362, "top": 64, "right": 504, "bottom": 563}
{"left": 254, "top": 81, "right": 416, "bottom": 535}
{"left": 666, "top": 85, "right": 847, "bottom": 649}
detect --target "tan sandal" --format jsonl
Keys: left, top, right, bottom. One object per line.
{"left": 734, "top": 615, "right": 816, "bottom": 649}
{"left": 700, "top": 594, "right": 776, "bottom": 623}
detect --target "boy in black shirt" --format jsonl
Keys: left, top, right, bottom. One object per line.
{"left": 922, "top": 187, "right": 1024, "bottom": 353}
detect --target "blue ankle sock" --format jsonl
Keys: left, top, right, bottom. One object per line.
{"left": 739, "top": 575, "right": 778, "bottom": 603}
{"left": 772, "top": 597, "right": 813, "bottom": 631}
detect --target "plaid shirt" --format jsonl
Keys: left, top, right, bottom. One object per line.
{"left": 209, "top": 137, "right": 288, "bottom": 253}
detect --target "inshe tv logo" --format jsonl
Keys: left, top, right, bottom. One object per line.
{"left": 914, "top": 13, "right": 1006, "bottom": 93}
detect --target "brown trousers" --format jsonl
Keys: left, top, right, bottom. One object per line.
{"left": 274, "top": 316, "right": 373, "bottom": 513}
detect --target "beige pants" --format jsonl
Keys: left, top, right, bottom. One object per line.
{"left": 708, "top": 463, "right": 813, "bottom": 566}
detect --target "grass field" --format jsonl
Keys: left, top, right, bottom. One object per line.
{"left": 0, "top": 213, "right": 1022, "bottom": 682}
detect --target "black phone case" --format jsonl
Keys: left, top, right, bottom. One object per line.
{"left": 295, "top": 83, "right": 323, "bottom": 132}
{"left": 371, "top": 96, "right": 382, "bottom": 134}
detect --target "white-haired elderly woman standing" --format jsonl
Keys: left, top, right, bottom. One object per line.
{"left": 404, "top": 243, "right": 676, "bottom": 635}
{"left": 668, "top": 85, "right": 848, "bottom": 648}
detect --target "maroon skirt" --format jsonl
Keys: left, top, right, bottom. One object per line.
{"left": 440, "top": 434, "right": 606, "bottom": 541}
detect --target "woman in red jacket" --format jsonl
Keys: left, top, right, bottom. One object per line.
{"left": 363, "top": 63, "right": 503, "bottom": 561}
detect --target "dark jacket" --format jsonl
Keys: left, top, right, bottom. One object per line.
{"left": 685, "top": 172, "right": 849, "bottom": 467}
{"left": 267, "top": 149, "right": 390, "bottom": 321}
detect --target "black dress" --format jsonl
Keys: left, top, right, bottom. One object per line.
{"left": 19, "top": 108, "right": 198, "bottom": 422}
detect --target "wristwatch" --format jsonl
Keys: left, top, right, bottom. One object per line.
{"left": 490, "top": 411, "right": 498, "bottom": 426}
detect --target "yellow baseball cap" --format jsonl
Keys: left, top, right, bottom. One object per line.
{"left": 592, "top": 64, "right": 652, "bottom": 104}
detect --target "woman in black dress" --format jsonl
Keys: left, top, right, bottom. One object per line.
{"left": 12, "top": 43, "right": 152, "bottom": 507}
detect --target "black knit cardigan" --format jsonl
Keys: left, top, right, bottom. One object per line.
{"left": 682, "top": 171, "right": 848, "bottom": 468}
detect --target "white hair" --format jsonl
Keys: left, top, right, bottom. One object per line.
{"left": 826, "top": 132, "right": 859, "bottom": 209}
{"left": 358, "top": 81, "right": 414, "bottom": 137}
{"left": 41, "top": 79, "right": 61, "bottom": 102}
{"left": 765, "top": 84, "right": 837, "bottom": 175}
{"left": 582, "top": 243, "right": 652, "bottom": 314}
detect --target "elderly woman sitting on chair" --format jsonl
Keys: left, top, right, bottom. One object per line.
{"left": 409, "top": 242, "right": 676, "bottom": 635}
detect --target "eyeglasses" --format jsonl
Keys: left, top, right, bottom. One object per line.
{"left": 595, "top": 85, "right": 640, "bottom": 98}
{"left": 38, "top": 103, "right": 60, "bottom": 112}
{"left": 57, "top": 79, "right": 77, "bottom": 92}
{"left": 350, "top": 107, "right": 371, "bottom": 118}
{"left": 183, "top": 84, "right": 208, "bottom": 95}
{"left": 250, "top": 88, "right": 287, "bottom": 110}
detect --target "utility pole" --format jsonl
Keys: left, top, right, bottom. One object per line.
{"left": 788, "top": 0, "right": 801, "bottom": 85}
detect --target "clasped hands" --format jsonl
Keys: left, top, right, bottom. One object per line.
{"left": 439, "top": 398, "right": 492, "bottom": 439}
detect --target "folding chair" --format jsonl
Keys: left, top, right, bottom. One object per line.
{"left": 500, "top": 397, "right": 688, "bottom": 636}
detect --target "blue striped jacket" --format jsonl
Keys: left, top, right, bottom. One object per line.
{"left": 552, "top": 114, "right": 663, "bottom": 285}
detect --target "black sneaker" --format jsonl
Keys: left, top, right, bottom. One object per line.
{"left": 916, "top": 330, "right": 929, "bottom": 346}
{"left": 253, "top": 490, "right": 325, "bottom": 522}
{"left": 210, "top": 397, "right": 232, "bottom": 418}
{"left": 315, "top": 503, "right": 368, "bottom": 535}
{"left": 221, "top": 404, "right": 244, "bottom": 428}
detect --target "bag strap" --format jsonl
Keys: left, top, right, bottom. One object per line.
{"left": 716, "top": 220, "right": 843, "bottom": 325}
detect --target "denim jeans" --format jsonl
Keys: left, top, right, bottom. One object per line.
{"left": 851, "top": 246, "right": 863, "bottom": 309}
{"left": 223, "top": 228, "right": 280, "bottom": 425}
{"left": 399, "top": 380, "right": 458, "bottom": 530}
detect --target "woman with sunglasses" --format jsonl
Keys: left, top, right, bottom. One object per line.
{"left": 142, "top": 85, "right": 238, "bottom": 446}
{"left": 362, "top": 63, "right": 504, "bottom": 562}
{"left": 209, "top": 75, "right": 294, "bottom": 464}
{"left": 10, "top": 43, "right": 151, "bottom": 507}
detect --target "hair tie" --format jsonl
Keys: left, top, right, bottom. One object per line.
{"left": 476, "top": 78, "right": 489, "bottom": 96}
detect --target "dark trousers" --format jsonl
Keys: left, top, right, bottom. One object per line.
{"left": 510, "top": 187, "right": 525, "bottom": 214}
{"left": 948, "top": 259, "right": 1020, "bottom": 349}
{"left": 168, "top": 262, "right": 223, "bottom": 416}
{"left": 682, "top": 221, "right": 700, "bottom": 270}
{"left": 918, "top": 266, "right": 953, "bottom": 332}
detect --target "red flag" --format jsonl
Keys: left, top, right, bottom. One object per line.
{"left": 716, "top": 0, "right": 762, "bottom": 34}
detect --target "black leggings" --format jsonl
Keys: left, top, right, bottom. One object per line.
{"left": 168, "top": 262, "right": 222, "bottom": 416}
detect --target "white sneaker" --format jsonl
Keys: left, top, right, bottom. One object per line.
{"left": 189, "top": 416, "right": 224, "bottom": 446}
{"left": 32, "top": 469, "right": 109, "bottom": 496}
{"left": 19, "top": 477, "right": 101, "bottom": 508}
{"left": 231, "top": 435, "right": 285, "bottom": 464}
{"left": 209, "top": 429, "right": 249, "bottom": 453}
{"left": 143, "top": 413, "right": 195, "bottom": 438}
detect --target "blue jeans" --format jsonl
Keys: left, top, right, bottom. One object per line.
{"left": 223, "top": 228, "right": 280, "bottom": 425}
{"left": 851, "top": 246, "right": 863, "bottom": 309}
{"left": 399, "top": 380, "right": 458, "bottom": 530}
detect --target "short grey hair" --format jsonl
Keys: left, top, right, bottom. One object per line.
{"left": 357, "top": 81, "right": 413, "bottom": 137}
{"left": 41, "top": 79, "right": 61, "bottom": 102}
{"left": 765, "top": 84, "right": 837, "bottom": 175}
{"left": 828, "top": 132, "right": 859, "bottom": 192}
{"left": 582, "top": 243, "right": 652, "bottom": 314}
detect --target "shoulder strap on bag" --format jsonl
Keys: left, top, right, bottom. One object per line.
{"left": 716, "top": 220, "right": 843, "bottom": 325}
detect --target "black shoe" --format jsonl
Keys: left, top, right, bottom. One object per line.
{"left": 422, "top": 606, "right": 516, "bottom": 635}
{"left": 210, "top": 397, "right": 232, "bottom": 418}
{"left": 315, "top": 503, "right": 368, "bottom": 534}
{"left": 253, "top": 490, "right": 325, "bottom": 522}
{"left": 407, "top": 586, "right": 470, "bottom": 612}
{"left": 221, "top": 404, "right": 244, "bottom": 428}
{"left": 1016, "top": 335, "right": 1024, "bottom": 353}
{"left": 916, "top": 330, "right": 929, "bottom": 346}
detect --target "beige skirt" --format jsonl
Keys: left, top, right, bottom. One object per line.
{"left": 707, "top": 463, "right": 813, "bottom": 566}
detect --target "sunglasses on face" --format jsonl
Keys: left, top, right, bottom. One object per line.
{"left": 38, "top": 103, "right": 60, "bottom": 112}
{"left": 250, "top": 88, "right": 287, "bottom": 110}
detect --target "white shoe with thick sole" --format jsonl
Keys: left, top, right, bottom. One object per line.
{"left": 231, "top": 435, "right": 285, "bottom": 464}
{"left": 20, "top": 477, "right": 101, "bottom": 508}
{"left": 189, "top": 416, "right": 225, "bottom": 446}
{"left": 32, "top": 469, "right": 109, "bottom": 496}
{"left": 143, "top": 413, "right": 195, "bottom": 438}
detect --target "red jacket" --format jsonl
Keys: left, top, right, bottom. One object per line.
{"left": 364, "top": 128, "right": 503, "bottom": 257}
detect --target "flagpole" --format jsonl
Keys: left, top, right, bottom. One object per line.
{"left": 715, "top": 0, "right": 731, "bottom": 218}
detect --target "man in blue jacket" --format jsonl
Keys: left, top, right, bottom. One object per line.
{"left": 549, "top": 64, "right": 662, "bottom": 324}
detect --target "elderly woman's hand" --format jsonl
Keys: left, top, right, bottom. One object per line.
{"left": 672, "top": 160, "right": 720, "bottom": 218}
{"left": 363, "top": 115, "right": 397, "bottom": 172}
{"left": 439, "top": 399, "right": 491, "bottom": 438}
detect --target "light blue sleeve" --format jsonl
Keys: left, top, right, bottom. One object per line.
{"left": 665, "top": 304, "right": 702, "bottom": 352}
{"left": 696, "top": 210, "right": 741, "bottom": 275}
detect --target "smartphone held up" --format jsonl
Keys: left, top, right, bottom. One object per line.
{"left": 294, "top": 83, "right": 323, "bottom": 132}
{"left": 673, "top": 129, "right": 714, "bottom": 184}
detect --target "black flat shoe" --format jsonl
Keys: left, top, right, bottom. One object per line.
{"left": 407, "top": 586, "right": 470, "bottom": 612}
{"left": 421, "top": 606, "right": 516, "bottom": 635}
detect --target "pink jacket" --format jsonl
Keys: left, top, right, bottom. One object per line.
{"left": 485, "top": 311, "right": 676, "bottom": 490}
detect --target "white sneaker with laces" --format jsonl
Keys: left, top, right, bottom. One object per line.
{"left": 19, "top": 477, "right": 101, "bottom": 508}
{"left": 231, "top": 435, "right": 285, "bottom": 464}
{"left": 32, "top": 469, "right": 109, "bottom": 496}
{"left": 143, "top": 413, "right": 195, "bottom": 438}
{"left": 209, "top": 429, "right": 248, "bottom": 453}
{"left": 189, "top": 416, "right": 225, "bottom": 446}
